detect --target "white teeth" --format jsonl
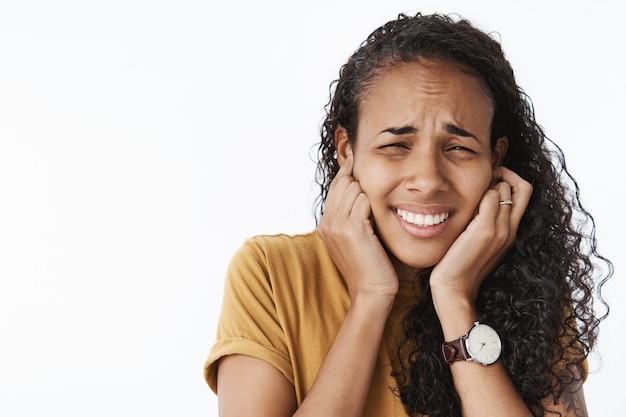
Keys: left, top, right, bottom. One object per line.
{"left": 397, "top": 209, "right": 449, "bottom": 226}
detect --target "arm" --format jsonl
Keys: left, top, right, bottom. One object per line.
{"left": 299, "top": 150, "right": 399, "bottom": 416}
{"left": 217, "top": 355, "right": 297, "bottom": 417}
{"left": 295, "top": 294, "right": 394, "bottom": 417}
{"left": 434, "top": 301, "right": 532, "bottom": 417}
{"left": 432, "top": 165, "right": 590, "bottom": 417}
{"left": 216, "top": 295, "right": 394, "bottom": 417}
{"left": 543, "top": 385, "right": 588, "bottom": 417}
{"left": 430, "top": 166, "right": 535, "bottom": 416}
{"left": 216, "top": 152, "right": 398, "bottom": 417}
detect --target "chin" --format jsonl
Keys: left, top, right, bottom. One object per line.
{"left": 376, "top": 225, "right": 453, "bottom": 274}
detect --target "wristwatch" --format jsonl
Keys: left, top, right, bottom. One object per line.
{"left": 441, "top": 322, "right": 502, "bottom": 366}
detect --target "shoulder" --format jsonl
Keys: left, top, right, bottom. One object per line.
{"left": 233, "top": 230, "right": 329, "bottom": 269}
{"left": 243, "top": 230, "right": 325, "bottom": 253}
{"left": 227, "top": 229, "right": 333, "bottom": 276}
{"left": 227, "top": 230, "right": 343, "bottom": 299}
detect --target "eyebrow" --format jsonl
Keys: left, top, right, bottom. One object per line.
{"left": 444, "top": 123, "right": 478, "bottom": 140}
{"left": 380, "top": 123, "right": 479, "bottom": 140}
{"left": 380, "top": 125, "right": 418, "bottom": 135}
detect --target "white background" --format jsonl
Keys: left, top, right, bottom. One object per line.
{"left": 0, "top": 0, "right": 623, "bottom": 415}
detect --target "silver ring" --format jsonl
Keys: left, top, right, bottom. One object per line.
{"left": 499, "top": 199, "right": 513, "bottom": 206}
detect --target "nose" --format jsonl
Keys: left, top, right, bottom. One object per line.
{"left": 403, "top": 149, "right": 448, "bottom": 197}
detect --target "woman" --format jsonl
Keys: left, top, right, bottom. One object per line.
{"left": 205, "top": 13, "right": 611, "bottom": 417}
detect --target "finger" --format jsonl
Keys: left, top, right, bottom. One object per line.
{"left": 351, "top": 191, "right": 372, "bottom": 222}
{"left": 492, "top": 166, "right": 533, "bottom": 228}
{"left": 468, "top": 188, "right": 500, "bottom": 237}
{"left": 493, "top": 180, "right": 513, "bottom": 239}
{"left": 334, "top": 181, "right": 365, "bottom": 220}
{"left": 324, "top": 153, "right": 355, "bottom": 214}
{"left": 493, "top": 180, "right": 512, "bottom": 208}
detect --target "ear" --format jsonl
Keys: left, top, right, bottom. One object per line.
{"left": 491, "top": 136, "right": 509, "bottom": 168}
{"left": 334, "top": 126, "right": 353, "bottom": 166}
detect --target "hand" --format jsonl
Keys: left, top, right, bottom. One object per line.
{"left": 317, "top": 153, "right": 398, "bottom": 302}
{"left": 430, "top": 166, "right": 533, "bottom": 304}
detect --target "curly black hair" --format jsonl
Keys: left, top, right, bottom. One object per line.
{"left": 314, "top": 12, "right": 612, "bottom": 417}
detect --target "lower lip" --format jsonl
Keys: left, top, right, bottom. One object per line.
{"left": 395, "top": 212, "right": 450, "bottom": 238}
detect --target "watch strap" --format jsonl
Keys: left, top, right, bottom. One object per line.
{"left": 441, "top": 335, "right": 470, "bottom": 364}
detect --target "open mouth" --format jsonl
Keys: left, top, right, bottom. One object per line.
{"left": 396, "top": 208, "right": 449, "bottom": 227}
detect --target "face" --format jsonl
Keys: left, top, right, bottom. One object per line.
{"left": 336, "top": 60, "right": 507, "bottom": 276}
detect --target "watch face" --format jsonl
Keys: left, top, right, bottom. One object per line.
{"left": 466, "top": 323, "right": 502, "bottom": 365}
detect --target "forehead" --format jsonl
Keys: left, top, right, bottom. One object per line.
{"left": 358, "top": 60, "right": 494, "bottom": 130}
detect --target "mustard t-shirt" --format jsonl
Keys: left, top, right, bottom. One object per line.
{"left": 205, "top": 231, "right": 418, "bottom": 416}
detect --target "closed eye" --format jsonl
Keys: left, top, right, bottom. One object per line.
{"left": 447, "top": 145, "right": 476, "bottom": 153}
{"left": 380, "top": 142, "right": 409, "bottom": 149}
{"left": 376, "top": 142, "right": 411, "bottom": 157}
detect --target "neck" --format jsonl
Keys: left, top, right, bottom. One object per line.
{"left": 390, "top": 255, "right": 428, "bottom": 282}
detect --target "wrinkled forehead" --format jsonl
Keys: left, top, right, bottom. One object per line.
{"left": 356, "top": 59, "right": 495, "bottom": 129}
{"left": 359, "top": 56, "right": 494, "bottom": 108}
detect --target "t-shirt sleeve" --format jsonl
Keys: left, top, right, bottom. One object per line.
{"left": 204, "top": 238, "right": 293, "bottom": 393}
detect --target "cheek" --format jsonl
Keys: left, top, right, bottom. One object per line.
{"left": 353, "top": 158, "right": 399, "bottom": 199}
{"left": 457, "top": 169, "right": 492, "bottom": 205}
